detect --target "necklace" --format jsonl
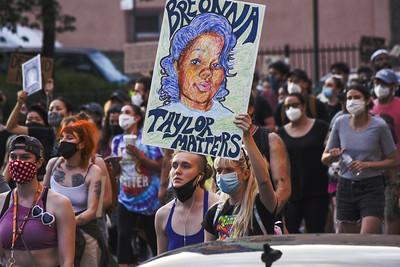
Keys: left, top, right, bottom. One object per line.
{"left": 8, "top": 184, "right": 42, "bottom": 266}
{"left": 183, "top": 194, "right": 197, "bottom": 247}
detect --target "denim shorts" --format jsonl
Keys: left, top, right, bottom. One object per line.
{"left": 336, "top": 176, "right": 385, "bottom": 223}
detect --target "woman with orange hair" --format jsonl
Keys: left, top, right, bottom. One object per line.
{"left": 44, "top": 120, "right": 108, "bottom": 267}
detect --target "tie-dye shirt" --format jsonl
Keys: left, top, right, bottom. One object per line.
{"left": 202, "top": 194, "right": 275, "bottom": 240}
{"left": 111, "top": 129, "right": 162, "bottom": 215}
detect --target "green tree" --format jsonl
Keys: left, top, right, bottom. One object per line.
{"left": 0, "top": 0, "right": 76, "bottom": 57}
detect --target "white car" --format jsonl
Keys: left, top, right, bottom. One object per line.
{"left": 141, "top": 234, "right": 400, "bottom": 267}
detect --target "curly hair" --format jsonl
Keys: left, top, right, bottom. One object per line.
{"left": 158, "top": 13, "right": 237, "bottom": 105}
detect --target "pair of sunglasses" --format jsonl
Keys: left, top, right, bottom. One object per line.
{"left": 31, "top": 205, "right": 55, "bottom": 225}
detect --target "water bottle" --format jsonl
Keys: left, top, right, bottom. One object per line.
{"left": 341, "top": 153, "right": 353, "bottom": 166}
{"left": 341, "top": 153, "right": 361, "bottom": 176}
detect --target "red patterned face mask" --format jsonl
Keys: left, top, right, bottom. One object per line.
{"left": 9, "top": 160, "right": 37, "bottom": 184}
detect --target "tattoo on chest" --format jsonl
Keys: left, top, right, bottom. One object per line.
{"left": 72, "top": 174, "right": 85, "bottom": 186}
{"left": 53, "top": 169, "right": 66, "bottom": 184}
{"left": 94, "top": 181, "right": 101, "bottom": 198}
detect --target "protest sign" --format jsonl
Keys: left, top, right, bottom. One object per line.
{"left": 7, "top": 53, "right": 53, "bottom": 86}
{"left": 142, "top": 0, "right": 265, "bottom": 159}
{"left": 22, "top": 54, "right": 42, "bottom": 95}
{"left": 124, "top": 42, "right": 158, "bottom": 74}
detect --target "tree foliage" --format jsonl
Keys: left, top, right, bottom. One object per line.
{"left": 0, "top": 0, "right": 76, "bottom": 56}
{"left": 0, "top": 0, "right": 75, "bottom": 33}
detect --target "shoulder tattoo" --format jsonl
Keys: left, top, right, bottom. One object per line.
{"left": 53, "top": 169, "right": 66, "bottom": 184}
{"left": 71, "top": 174, "right": 85, "bottom": 187}
{"left": 94, "top": 180, "right": 101, "bottom": 198}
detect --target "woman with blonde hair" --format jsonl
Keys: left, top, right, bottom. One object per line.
{"left": 155, "top": 151, "right": 218, "bottom": 254}
{"left": 203, "top": 114, "right": 278, "bottom": 240}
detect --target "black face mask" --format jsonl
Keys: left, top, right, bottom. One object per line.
{"left": 173, "top": 176, "right": 199, "bottom": 202}
{"left": 58, "top": 141, "right": 78, "bottom": 159}
{"left": 26, "top": 122, "right": 45, "bottom": 128}
{"left": 110, "top": 124, "right": 123, "bottom": 136}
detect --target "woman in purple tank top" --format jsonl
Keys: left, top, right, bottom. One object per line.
{"left": 0, "top": 135, "right": 75, "bottom": 267}
{"left": 155, "top": 152, "right": 218, "bottom": 254}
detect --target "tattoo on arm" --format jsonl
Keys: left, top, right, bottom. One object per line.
{"left": 53, "top": 170, "right": 66, "bottom": 184}
{"left": 94, "top": 181, "right": 101, "bottom": 199}
{"left": 71, "top": 174, "right": 85, "bottom": 187}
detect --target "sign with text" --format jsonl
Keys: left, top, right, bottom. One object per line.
{"left": 7, "top": 53, "right": 53, "bottom": 86}
{"left": 124, "top": 42, "right": 158, "bottom": 75}
{"left": 142, "top": 0, "right": 266, "bottom": 159}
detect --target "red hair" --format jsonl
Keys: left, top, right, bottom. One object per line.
{"left": 60, "top": 120, "right": 98, "bottom": 168}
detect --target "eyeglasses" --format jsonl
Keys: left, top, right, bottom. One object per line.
{"left": 284, "top": 103, "right": 301, "bottom": 109}
{"left": 9, "top": 153, "right": 33, "bottom": 161}
{"left": 32, "top": 205, "right": 55, "bottom": 225}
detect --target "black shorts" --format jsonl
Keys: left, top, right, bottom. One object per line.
{"left": 336, "top": 176, "right": 385, "bottom": 223}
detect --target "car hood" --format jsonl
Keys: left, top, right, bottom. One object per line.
{"left": 141, "top": 234, "right": 400, "bottom": 267}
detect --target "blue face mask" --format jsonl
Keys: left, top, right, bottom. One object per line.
{"left": 323, "top": 86, "right": 334, "bottom": 99}
{"left": 216, "top": 172, "right": 240, "bottom": 195}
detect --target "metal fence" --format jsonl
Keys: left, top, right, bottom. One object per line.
{"left": 257, "top": 43, "right": 360, "bottom": 82}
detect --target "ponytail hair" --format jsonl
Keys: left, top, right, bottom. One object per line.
{"left": 171, "top": 151, "right": 214, "bottom": 188}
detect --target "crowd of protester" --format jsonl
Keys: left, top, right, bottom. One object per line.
{"left": 0, "top": 48, "right": 399, "bottom": 266}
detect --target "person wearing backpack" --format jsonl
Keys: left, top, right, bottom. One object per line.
{"left": 203, "top": 113, "right": 278, "bottom": 240}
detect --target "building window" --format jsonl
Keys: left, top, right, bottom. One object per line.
{"left": 134, "top": 13, "right": 160, "bottom": 40}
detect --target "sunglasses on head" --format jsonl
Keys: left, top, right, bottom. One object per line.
{"left": 32, "top": 205, "right": 55, "bottom": 225}
{"left": 241, "top": 147, "right": 250, "bottom": 170}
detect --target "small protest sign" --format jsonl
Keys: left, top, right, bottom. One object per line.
{"left": 22, "top": 54, "right": 42, "bottom": 95}
{"left": 7, "top": 53, "right": 53, "bottom": 86}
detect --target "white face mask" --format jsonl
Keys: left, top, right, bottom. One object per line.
{"left": 119, "top": 114, "right": 136, "bottom": 130}
{"left": 287, "top": 82, "right": 302, "bottom": 94}
{"left": 374, "top": 85, "right": 391, "bottom": 99}
{"left": 346, "top": 99, "right": 365, "bottom": 116}
{"left": 131, "top": 94, "right": 144, "bottom": 106}
{"left": 285, "top": 107, "right": 302, "bottom": 122}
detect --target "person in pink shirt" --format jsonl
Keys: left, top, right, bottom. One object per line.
{"left": 370, "top": 68, "right": 400, "bottom": 234}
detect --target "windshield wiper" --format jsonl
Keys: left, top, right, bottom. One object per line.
{"left": 261, "top": 243, "right": 282, "bottom": 267}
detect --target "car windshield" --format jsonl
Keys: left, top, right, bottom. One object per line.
{"left": 88, "top": 51, "right": 129, "bottom": 84}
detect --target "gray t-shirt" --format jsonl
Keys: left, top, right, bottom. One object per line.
{"left": 326, "top": 114, "right": 396, "bottom": 180}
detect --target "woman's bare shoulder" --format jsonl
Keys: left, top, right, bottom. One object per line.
{"left": 47, "top": 189, "right": 71, "bottom": 206}
{"left": 208, "top": 191, "right": 220, "bottom": 206}
{"left": 156, "top": 200, "right": 174, "bottom": 221}
{"left": 87, "top": 164, "right": 102, "bottom": 181}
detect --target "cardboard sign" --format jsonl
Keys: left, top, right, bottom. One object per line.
{"left": 124, "top": 42, "right": 158, "bottom": 74}
{"left": 7, "top": 53, "right": 53, "bottom": 85}
{"left": 142, "top": 0, "right": 266, "bottom": 159}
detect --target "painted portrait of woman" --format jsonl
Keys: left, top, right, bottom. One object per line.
{"left": 158, "top": 13, "right": 237, "bottom": 117}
